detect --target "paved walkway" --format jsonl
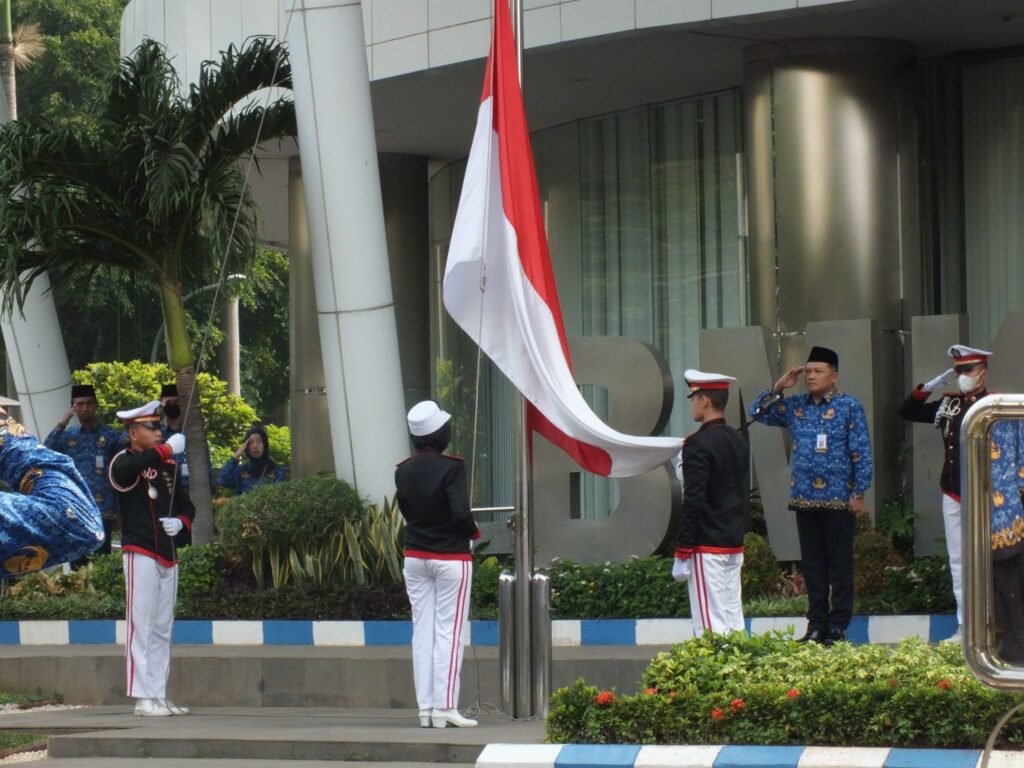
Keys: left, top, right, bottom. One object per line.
{"left": 0, "top": 705, "right": 545, "bottom": 765}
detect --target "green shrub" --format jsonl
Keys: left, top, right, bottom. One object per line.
{"left": 216, "top": 477, "right": 406, "bottom": 588}
{"left": 471, "top": 556, "right": 503, "bottom": 619}
{"left": 545, "top": 557, "right": 690, "bottom": 619}
{"left": 547, "top": 634, "right": 1024, "bottom": 748}
{"left": 740, "top": 532, "right": 782, "bottom": 598}
{"left": 178, "top": 583, "right": 410, "bottom": 620}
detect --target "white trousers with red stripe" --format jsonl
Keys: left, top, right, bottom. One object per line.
{"left": 123, "top": 551, "right": 178, "bottom": 699}
{"left": 942, "top": 494, "right": 963, "bottom": 625}
{"left": 403, "top": 557, "right": 472, "bottom": 712}
{"left": 687, "top": 551, "right": 745, "bottom": 637}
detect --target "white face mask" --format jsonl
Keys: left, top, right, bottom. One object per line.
{"left": 958, "top": 373, "right": 980, "bottom": 393}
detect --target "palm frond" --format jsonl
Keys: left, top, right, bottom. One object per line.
{"left": 12, "top": 24, "right": 45, "bottom": 71}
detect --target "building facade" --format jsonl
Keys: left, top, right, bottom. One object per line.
{"left": 109, "top": 0, "right": 1024, "bottom": 560}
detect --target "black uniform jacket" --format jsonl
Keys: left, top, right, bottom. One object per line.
{"left": 110, "top": 446, "right": 195, "bottom": 566}
{"left": 395, "top": 448, "right": 480, "bottom": 559}
{"left": 675, "top": 418, "right": 749, "bottom": 559}
{"left": 899, "top": 386, "right": 988, "bottom": 501}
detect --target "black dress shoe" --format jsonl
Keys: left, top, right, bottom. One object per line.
{"left": 822, "top": 628, "right": 847, "bottom": 647}
{"left": 796, "top": 628, "right": 825, "bottom": 644}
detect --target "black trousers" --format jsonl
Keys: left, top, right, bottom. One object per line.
{"left": 994, "top": 552, "right": 1024, "bottom": 665}
{"left": 795, "top": 508, "right": 855, "bottom": 632}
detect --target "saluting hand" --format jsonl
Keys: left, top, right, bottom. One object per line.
{"left": 773, "top": 366, "right": 804, "bottom": 394}
{"left": 234, "top": 436, "right": 251, "bottom": 460}
{"left": 59, "top": 407, "right": 74, "bottom": 429}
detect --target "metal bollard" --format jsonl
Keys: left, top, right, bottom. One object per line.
{"left": 530, "top": 572, "right": 552, "bottom": 717}
{"left": 498, "top": 571, "right": 517, "bottom": 716}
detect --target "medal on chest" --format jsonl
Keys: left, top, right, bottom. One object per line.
{"left": 147, "top": 485, "right": 158, "bottom": 500}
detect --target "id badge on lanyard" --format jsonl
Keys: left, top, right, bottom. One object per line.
{"left": 816, "top": 433, "right": 828, "bottom": 453}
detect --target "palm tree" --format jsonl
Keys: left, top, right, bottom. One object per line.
{"left": 0, "top": 37, "right": 296, "bottom": 543}
{"left": 0, "top": 0, "right": 45, "bottom": 119}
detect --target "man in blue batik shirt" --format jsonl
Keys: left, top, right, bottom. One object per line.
{"left": 0, "top": 396, "right": 104, "bottom": 576}
{"left": 749, "top": 346, "right": 873, "bottom": 646}
{"left": 45, "top": 384, "right": 124, "bottom": 557}
{"left": 989, "top": 419, "right": 1024, "bottom": 663}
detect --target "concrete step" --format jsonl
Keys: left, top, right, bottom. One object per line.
{"left": 0, "top": 645, "right": 662, "bottom": 707}
{"left": 0, "top": 706, "right": 543, "bottom": 764}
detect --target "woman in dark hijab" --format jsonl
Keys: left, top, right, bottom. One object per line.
{"left": 217, "top": 425, "right": 287, "bottom": 494}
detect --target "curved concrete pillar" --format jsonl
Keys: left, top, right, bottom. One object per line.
{"left": 744, "top": 39, "right": 911, "bottom": 336}
{"left": 285, "top": 0, "right": 408, "bottom": 501}
{"left": 0, "top": 84, "right": 72, "bottom": 436}
{"left": 1, "top": 280, "right": 73, "bottom": 437}
{"left": 288, "top": 163, "right": 335, "bottom": 476}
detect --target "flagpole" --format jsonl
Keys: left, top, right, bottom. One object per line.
{"left": 508, "top": 0, "right": 535, "bottom": 719}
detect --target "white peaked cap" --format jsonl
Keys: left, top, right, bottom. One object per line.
{"left": 116, "top": 400, "right": 162, "bottom": 424}
{"left": 947, "top": 345, "right": 993, "bottom": 365}
{"left": 684, "top": 369, "right": 737, "bottom": 397}
{"left": 407, "top": 401, "right": 452, "bottom": 437}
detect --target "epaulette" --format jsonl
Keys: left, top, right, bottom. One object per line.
{"left": 395, "top": 456, "right": 412, "bottom": 467}
{"left": 441, "top": 453, "right": 465, "bottom": 463}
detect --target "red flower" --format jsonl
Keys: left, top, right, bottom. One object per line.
{"left": 787, "top": 688, "right": 800, "bottom": 699}
{"left": 711, "top": 707, "right": 724, "bottom": 721}
{"left": 643, "top": 688, "right": 658, "bottom": 695}
{"left": 669, "top": 691, "right": 678, "bottom": 699}
{"left": 730, "top": 698, "right": 746, "bottom": 713}
{"left": 592, "top": 690, "right": 615, "bottom": 705}
{"left": 938, "top": 679, "right": 951, "bottom": 691}
{"left": 887, "top": 678, "right": 898, "bottom": 687}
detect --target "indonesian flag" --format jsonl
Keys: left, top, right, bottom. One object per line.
{"left": 442, "top": 0, "right": 681, "bottom": 478}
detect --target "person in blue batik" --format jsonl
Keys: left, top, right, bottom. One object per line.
{"left": 217, "top": 425, "right": 286, "bottom": 494}
{"left": 989, "top": 419, "right": 1024, "bottom": 663}
{"left": 44, "top": 384, "right": 124, "bottom": 556}
{"left": 0, "top": 396, "right": 105, "bottom": 577}
{"left": 749, "top": 346, "right": 873, "bottom": 647}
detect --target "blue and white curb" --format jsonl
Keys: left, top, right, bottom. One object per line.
{"left": 0, "top": 615, "right": 959, "bottom": 646}
{"left": 476, "top": 744, "right": 1024, "bottom": 768}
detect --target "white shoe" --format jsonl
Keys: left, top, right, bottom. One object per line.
{"left": 431, "top": 708, "right": 477, "bottom": 728}
{"left": 134, "top": 698, "right": 172, "bottom": 717}
{"left": 942, "top": 626, "right": 963, "bottom": 644}
{"left": 418, "top": 709, "right": 431, "bottom": 728}
{"left": 161, "top": 699, "right": 190, "bottom": 715}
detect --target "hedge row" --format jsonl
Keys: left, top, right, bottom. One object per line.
{"left": 546, "top": 633, "right": 1024, "bottom": 748}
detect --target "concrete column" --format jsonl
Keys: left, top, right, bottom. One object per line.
{"left": 288, "top": 163, "right": 334, "bottom": 476}
{"left": 0, "top": 80, "right": 72, "bottom": 436}
{"left": 285, "top": 0, "right": 408, "bottom": 500}
{"left": 218, "top": 295, "right": 241, "bottom": 396}
{"left": 744, "top": 39, "right": 911, "bottom": 344}
{"left": 379, "top": 153, "right": 430, "bottom": 410}
{"left": 1, "top": 279, "right": 73, "bottom": 437}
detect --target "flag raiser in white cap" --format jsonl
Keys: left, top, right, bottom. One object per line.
{"left": 406, "top": 401, "right": 452, "bottom": 437}
{"left": 684, "top": 369, "right": 737, "bottom": 398}
{"left": 947, "top": 344, "right": 993, "bottom": 366}
{"left": 116, "top": 400, "right": 162, "bottom": 425}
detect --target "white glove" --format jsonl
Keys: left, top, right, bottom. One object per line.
{"left": 671, "top": 557, "right": 690, "bottom": 582}
{"left": 165, "top": 433, "right": 186, "bottom": 455}
{"left": 160, "top": 517, "right": 183, "bottom": 536}
{"left": 922, "top": 368, "right": 955, "bottom": 393}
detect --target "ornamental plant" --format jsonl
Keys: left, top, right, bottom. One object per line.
{"left": 546, "top": 633, "right": 1024, "bottom": 748}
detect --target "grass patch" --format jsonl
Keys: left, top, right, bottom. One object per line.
{"left": 0, "top": 731, "right": 45, "bottom": 753}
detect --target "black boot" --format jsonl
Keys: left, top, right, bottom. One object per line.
{"left": 822, "top": 628, "right": 847, "bottom": 647}
{"left": 796, "top": 628, "right": 825, "bottom": 644}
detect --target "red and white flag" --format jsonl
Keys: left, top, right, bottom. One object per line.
{"left": 442, "top": 0, "right": 681, "bottom": 478}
